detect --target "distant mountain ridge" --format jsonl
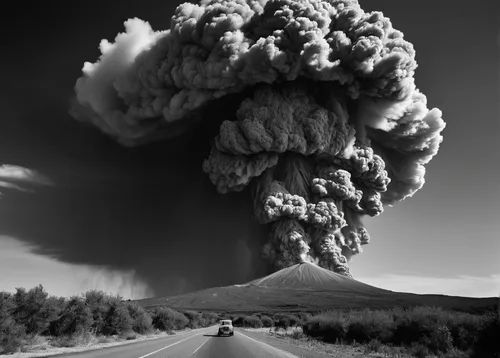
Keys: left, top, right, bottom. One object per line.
{"left": 137, "top": 262, "right": 496, "bottom": 314}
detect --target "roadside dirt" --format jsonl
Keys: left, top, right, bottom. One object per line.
{"left": 240, "top": 328, "right": 372, "bottom": 358}
{"left": 0, "top": 327, "right": 210, "bottom": 358}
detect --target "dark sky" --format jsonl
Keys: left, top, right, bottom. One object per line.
{"left": 1, "top": 0, "right": 499, "bottom": 298}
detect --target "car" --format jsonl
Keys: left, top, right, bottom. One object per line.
{"left": 217, "top": 319, "right": 234, "bottom": 336}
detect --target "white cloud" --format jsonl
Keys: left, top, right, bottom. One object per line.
{"left": 0, "top": 236, "right": 153, "bottom": 299}
{"left": 0, "top": 164, "right": 53, "bottom": 193}
{"left": 356, "top": 273, "right": 500, "bottom": 298}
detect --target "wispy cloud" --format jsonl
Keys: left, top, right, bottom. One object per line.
{"left": 356, "top": 273, "right": 500, "bottom": 298}
{"left": 0, "top": 236, "right": 153, "bottom": 299}
{"left": 0, "top": 164, "right": 53, "bottom": 193}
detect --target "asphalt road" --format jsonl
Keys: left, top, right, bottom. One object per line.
{"left": 51, "top": 326, "right": 298, "bottom": 358}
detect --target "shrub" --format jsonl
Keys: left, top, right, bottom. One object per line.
{"left": 273, "top": 313, "right": 302, "bottom": 327}
{"left": 296, "top": 312, "right": 312, "bottom": 322}
{"left": 290, "top": 329, "right": 304, "bottom": 340}
{"left": 183, "top": 310, "right": 202, "bottom": 329}
{"left": 470, "top": 313, "right": 500, "bottom": 358}
{"left": 103, "top": 296, "right": 133, "bottom": 335}
{"left": 345, "top": 310, "right": 394, "bottom": 344}
{"left": 274, "top": 317, "right": 290, "bottom": 331}
{"left": 299, "top": 306, "right": 497, "bottom": 355}
{"left": 233, "top": 315, "right": 263, "bottom": 328}
{"left": 410, "top": 343, "right": 430, "bottom": 358}
{"left": 12, "top": 285, "right": 62, "bottom": 335}
{"left": 243, "top": 315, "right": 263, "bottom": 328}
{"left": 365, "top": 339, "right": 383, "bottom": 353}
{"left": 0, "top": 292, "right": 26, "bottom": 354}
{"left": 119, "top": 330, "right": 137, "bottom": 340}
{"left": 51, "top": 296, "right": 93, "bottom": 336}
{"left": 447, "top": 312, "right": 485, "bottom": 351}
{"left": 231, "top": 315, "right": 243, "bottom": 327}
{"left": 201, "top": 312, "right": 219, "bottom": 326}
{"left": 84, "top": 290, "right": 110, "bottom": 334}
{"left": 151, "top": 307, "right": 189, "bottom": 331}
{"left": 260, "top": 315, "right": 273, "bottom": 328}
{"left": 392, "top": 312, "right": 438, "bottom": 346}
{"left": 125, "top": 301, "right": 153, "bottom": 334}
{"left": 426, "top": 325, "right": 454, "bottom": 354}
{"left": 302, "top": 312, "right": 346, "bottom": 343}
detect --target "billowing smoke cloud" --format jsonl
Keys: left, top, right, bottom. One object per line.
{"left": 71, "top": 0, "right": 445, "bottom": 277}
{"left": 0, "top": 165, "right": 53, "bottom": 193}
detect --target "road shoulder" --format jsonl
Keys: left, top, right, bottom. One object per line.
{"left": 1, "top": 326, "right": 215, "bottom": 358}
{"left": 238, "top": 328, "right": 370, "bottom": 358}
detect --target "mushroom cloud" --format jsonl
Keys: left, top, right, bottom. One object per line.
{"left": 71, "top": 0, "right": 446, "bottom": 277}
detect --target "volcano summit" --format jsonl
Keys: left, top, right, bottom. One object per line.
{"left": 244, "top": 262, "right": 387, "bottom": 294}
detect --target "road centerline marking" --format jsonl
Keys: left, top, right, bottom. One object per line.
{"left": 189, "top": 336, "right": 211, "bottom": 357}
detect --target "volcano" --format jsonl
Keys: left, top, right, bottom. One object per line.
{"left": 243, "top": 262, "right": 386, "bottom": 293}
{"left": 137, "top": 262, "right": 496, "bottom": 314}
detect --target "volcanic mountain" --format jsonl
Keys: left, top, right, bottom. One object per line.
{"left": 243, "top": 262, "right": 387, "bottom": 294}
{"left": 137, "top": 262, "right": 496, "bottom": 314}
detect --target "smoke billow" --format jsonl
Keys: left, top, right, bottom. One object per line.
{"left": 71, "top": 0, "right": 445, "bottom": 277}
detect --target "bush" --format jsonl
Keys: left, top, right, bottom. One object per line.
{"left": 302, "top": 312, "right": 346, "bottom": 343}
{"left": 296, "top": 312, "right": 312, "bottom": 322}
{"left": 275, "top": 317, "right": 290, "bottom": 331}
{"left": 119, "top": 330, "right": 137, "bottom": 340}
{"left": 345, "top": 310, "right": 394, "bottom": 344}
{"left": 260, "top": 315, "right": 273, "bottom": 328}
{"left": 447, "top": 311, "right": 485, "bottom": 351}
{"left": 410, "top": 343, "right": 430, "bottom": 358}
{"left": 233, "top": 315, "right": 263, "bottom": 328}
{"left": 151, "top": 307, "right": 189, "bottom": 331}
{"left": 183, "top": 310, "right": 203, "bottom": 329}
{"left": 365, "top": 339, "right": 383, "bottom": 353}
{"left": 273, "top": 313, "right": 302, "bottom": 327}
{"left": 51, "top": 296, "right": 93, "bottom": 336}
{"left": 426, "top": 325, "right": 454, "bottom": 354}
{"left": 125, "top": 301, "right": 153, "bottom": 334}
{"left": 84, "top": 290, "right": 110, "bottom": 334}
{"left": 232, "top": 315, "right": 244, "bottom": 327}
{"left": 244, "top": 315, "right": 263, "bottom": 328}
{"left": 103, "top": 296, "right": 132, "bottom": 335}
{"left": 392, "top": 309, "right": 443, "bottom": 347}
{"left": 0, "top": 292, "right": 26, "bottom": 354}
{"left": 290, "top": 329, "right": 304, "bottom": 340}
{"left": 470, "top": 314, "right": 500, "bottom": 358}
{"left": 297, "top": 306, "right": 497, "bottom": 355}
{"left": 201, "top": 312, "right": 219, "bottom": 326}
{"left": 12, "top": 285, "right": 62, "bottom": 335}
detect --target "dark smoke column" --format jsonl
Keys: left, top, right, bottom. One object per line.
{"left": 71, "top": 0, "right": 446, "bottom": 277}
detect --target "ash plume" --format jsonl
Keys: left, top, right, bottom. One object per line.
{"left": 71, "top": 0, "right": 445, "bottom": 277}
